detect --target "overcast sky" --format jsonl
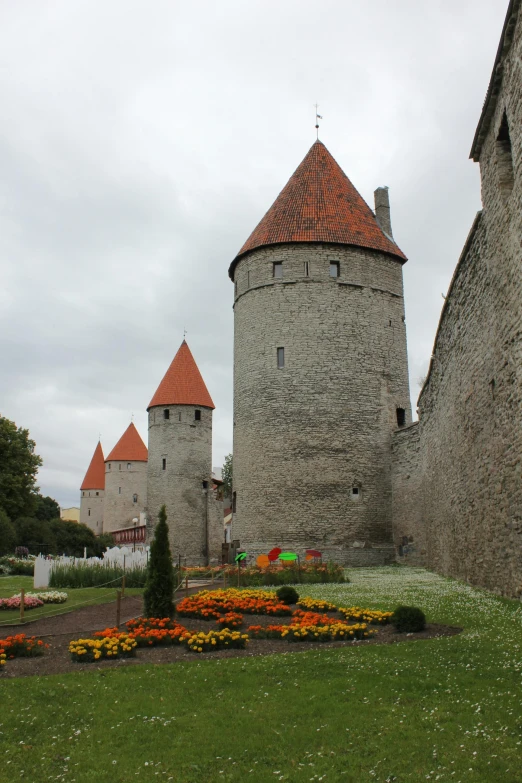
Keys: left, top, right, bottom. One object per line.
{"left": 0, "top": 0, "right": 508, "bottom": 509}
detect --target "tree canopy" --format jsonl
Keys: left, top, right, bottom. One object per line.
{"left": 222, "top": 453, "right": 232, "bottom": 498}
{"left": 35, "top": 495, "right": 61, "bottom": 521}
{"left": 0, "top": 415, "right": 42, "bottom": 520}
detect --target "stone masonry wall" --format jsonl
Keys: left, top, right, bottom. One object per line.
{"left": 147, "top": 404, "right": 214, "bottom": 565}
{"left": 390, "top": 422, "right": 426, "bottom": 565}
{"left": 80, "top": 490, "right": 104, "bottom": 535}
{"left": 232, "top": 242, "right": 411, "bottom": 564}
{"left": 104, "top": 460, "right": 147, "bottom": 534}
{"left": 416, "top": 7, "right": 521, "bottom": 597}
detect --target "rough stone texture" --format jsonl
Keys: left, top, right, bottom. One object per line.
{"left": 391, "top": 423, "right": 426, "bottom": 565}
{"left": 232, "top": 242, "right": 411, "bottom": 563}
{"left": 147, "top": 404, "right": 221, "bottom": 565}
{"left": 103, "top": 460, "right": 147, "bottom": 534}
{"left": 79, "top": 490, "right": 104, "bottom": 535}
{"left": 403, "top": 7, "right": 521, "bottom": 597}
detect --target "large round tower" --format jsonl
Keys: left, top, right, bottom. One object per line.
{"left": 229, "top": 141, "right": 412, "bottom": 564}
{"left": 147, "top": 340, "right": 220, "bottom": 565}
{"left": 104, "top": 423, "right": 148, "bottom": 534}
{"left": 80, "top": 440, "right": 105, "bottom": 534}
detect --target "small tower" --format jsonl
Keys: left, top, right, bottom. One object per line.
{"left": 104, "top": 423, "right": 148, "bottom": 533}
{"left": 229, "top": 140, "right": 412, "bottom": 563}
{"left": 147, "top": 340, "right": 220, "bottom": 565}
{"left": 80, "top": 441, "right": 105, "bottom": 534}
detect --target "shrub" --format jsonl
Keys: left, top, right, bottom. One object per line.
{"left": 276, "top": 585, "right": 299, "bottom": 605}
{"left": 391, "top": 605, "right": 426, "bottom": 633}
{"left": 143, "top": 505, "right": 174, "bottom": 619}
{"left": 49, "top": 562, "right": 146, "bottom": 588}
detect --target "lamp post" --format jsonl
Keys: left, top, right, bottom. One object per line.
{"left": 132, "top": 517, "right": 138, "bottom": 553}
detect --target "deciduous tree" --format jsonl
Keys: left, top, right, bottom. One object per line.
{"left": 0, "top": 416, "right": 42, "bottom": 520}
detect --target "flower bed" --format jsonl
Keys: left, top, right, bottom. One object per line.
{"left": 296, "top": 597, "right": 338, "bottom": 612}
{"left": 0, "top": 634, "right": 47, "bottom": 666}
{"left": 176, "top": 589, "right": 293, "bottom": 619}
{"left": 69, "top": 635, "right": 138, "bottom": 663}
{"left": 0, "top": 595, "right": 44, "bottom": 611}
{"left": 338, "top": 607, "right": 393, "bottom": 624}
{"left": 95, "top": 618, "right": 189, "bottom": 647}
{"left": 216, "top": 612, "right": 244, "bottom": 629}
{"left": 182, "top": 629, "right": 249, "bottom": 653}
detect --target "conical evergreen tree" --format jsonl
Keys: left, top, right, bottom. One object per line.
{"left": 143, "top": 505, "right": 174, "bottom": 618}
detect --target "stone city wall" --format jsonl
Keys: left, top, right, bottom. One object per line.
{"left": 390, "top": 422, "right": 426, "bottom": 565}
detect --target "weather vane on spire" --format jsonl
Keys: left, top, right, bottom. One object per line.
{"left": 131, "top": 412, "right": 134, "bottom": 422}
{"left": 314, "top": 104, "right": 323, "bottom": 140}
{"left": 183, "top": 326, "right": 187, "bottom": 340}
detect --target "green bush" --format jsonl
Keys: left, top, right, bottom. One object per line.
{"left": 235, "top": 562, "right": 346, "bottom": 587}
{"left": 391, "top": 605, "right": 426, "bottom": 633}
{"left": 0, "top": 556, "right": 34, "bottom": 575}
{"left": 276, "top": 585, "right": 299, "bottom": 605}
{"left": 143, "top": 505, "right": 174, "bottom": 618}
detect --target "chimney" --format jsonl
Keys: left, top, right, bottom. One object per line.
{"left": 374, "top": 186, "right": 393, "bottom": 239}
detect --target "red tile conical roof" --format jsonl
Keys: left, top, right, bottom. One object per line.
{"left": 147, "top": 341, "right": 215, "bottom": 410}
{"left": 105, "top": 423, "right": 148, "bottom": 462}
{"left": 80, "top": 441, "right": 105, "bottom": 490}
{"left": 229, "top": 140, "right": 406, "bottom": 278}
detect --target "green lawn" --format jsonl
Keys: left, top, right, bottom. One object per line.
{"left": 0, "top": 575, "right": 142, "bottom": 627}
{"left": 1, "top": 567, "right": 521, "bottom": 782}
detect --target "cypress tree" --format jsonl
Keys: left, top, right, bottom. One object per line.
{"left": 143, "top": 505, "right": 175, "bottom": 618}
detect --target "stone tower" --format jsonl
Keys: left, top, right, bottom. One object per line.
{"left": 147, "top": 340, "right": 222, "bottom": 565}
{"left": 229, "top": 140, "right": 412, "bottom": 564}
{"left": 103, "top": 423, "right": 148, "bottom": 533}
{"left": 80, "top": 441, "right": 105, "bottom": 534}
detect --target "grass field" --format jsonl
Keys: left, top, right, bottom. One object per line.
{"left": 0, "top": 576, "right": 143, "bottom": 627}
{"left": 0, "top": 567, "right": 521, "bottom": 783}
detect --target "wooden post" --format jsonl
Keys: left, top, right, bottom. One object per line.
{"left": 223, "top": 571, "right": 227, "bottom": 589}
{"left": 121, "top": 574, "right": 126, "bottom": 598}
{"left": 185, "top": 575, "right": 189, "bottom": 598}
{"left": 20, "top": 588, "right": 25, "bottom": 624}
{"left": 116, "top": 590, "right": 121, "bottom": 628}
{"left": 123, "top": 554, "right": 126, "bottom": 572}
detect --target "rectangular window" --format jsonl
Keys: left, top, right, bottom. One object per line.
{"left": 195, "top": 409, "right": 201, "bottom": 421}
{"left": 88, "top": 509, "right": 91, "bottom": 516}
{"left": 95, "top": 491, "right": 99, "bottom": 496}
{"left": 329, "top": 261, "right": 340, "bottom": 278}
{"left": 119, "top": 463, "right": 121, "bottom": 471}
{"left": 118, "top": 487, "right": 121, "bottom": 494}
{"left": 396, "top": 408, "right": 406, "bottom": 427}
{"left": 277, "top": 347, "right": 285, "bottom": 369}
{"left": 162, "top": 458, "right": 166, "bottom": 470}
{"left": 164, "top": 409, "right": 170, "bottom": 420}
{"left": 178, "top": 412, "right": 181, "bottom": 421}
{"left": 133, "top": 494, "right": 138, "bottom": 503}
{"left": 202, "top": 480, "right": 208, "bottom": 490}
{"left": 304, "top": 261, "right": 309, "bottom": 276}
{"left": 273, "top": 262, "right": 283, "bottom": 279}
{"left": 108, "top": 464, "right": 111, "bottom": 470}
{"left": 127, "top": 462, "right": 131, "bottom": 470}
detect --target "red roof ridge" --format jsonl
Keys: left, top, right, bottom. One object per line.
{"left": 81, "top": 441, "right": 105, "bottom": 490}
{"left": 148, "top": 340, "right": 215, "bottom": 410}
{"left": 229, "top": 140, "right": 406, "bottom": 279}
{"left": 105, "top": 423, "right": 148, "bottom": 462}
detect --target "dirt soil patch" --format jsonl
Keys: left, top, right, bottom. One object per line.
{"left": 1, "top": 598, "right": 462, "bottom": 679}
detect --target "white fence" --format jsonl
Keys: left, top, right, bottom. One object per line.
{"left": 33, "top": 546, "right": 150, "bottom": 588}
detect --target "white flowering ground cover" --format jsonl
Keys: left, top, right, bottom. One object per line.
{"left": 0, "top": 567, "right": 521, "bottom": 783}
